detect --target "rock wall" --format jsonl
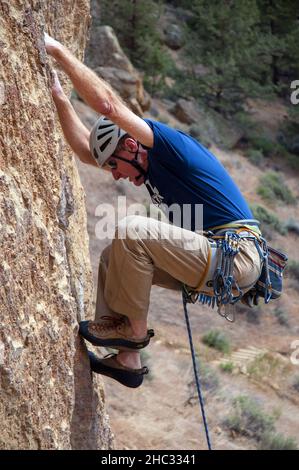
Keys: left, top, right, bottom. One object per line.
{"left": 0, "top": 0, "right": 113, "bottom": 449}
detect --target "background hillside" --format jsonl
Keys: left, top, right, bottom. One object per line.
{"left": 74, "top": 0, "right": 299, "bottom": 450}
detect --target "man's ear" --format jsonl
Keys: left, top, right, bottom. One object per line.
{"left": 123, "top": 137, "right": 138, "bottom": 152}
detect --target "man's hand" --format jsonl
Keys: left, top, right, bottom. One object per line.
{"left": 44, "top": 32, "right": 62, "bottom": 57}
{"left": 51, "top": 69, "right": 65, "bottom": 100}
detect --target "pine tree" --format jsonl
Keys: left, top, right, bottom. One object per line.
{"left": 257, "top": 0, "right": 299, "bottom": 96}
{"left": 179, "top": 0, "right": 268, "bottom": 115}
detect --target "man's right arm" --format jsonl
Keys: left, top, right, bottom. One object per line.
{"left": 53, "top": 94, "right": 98, "bottom": 167}
{"left": 44, "top": 34, "right": 154, "bottom": 149}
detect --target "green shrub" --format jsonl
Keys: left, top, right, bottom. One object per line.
{"left": 219, "top": 361, "right": 234, "bottom": 373}
{"left": 224, "top": 395, "right": 298, "bottom": 449}
{"left": 249, "top": 136, "right": 276, "bottom": 157}
{"left": 234, "top": 112, "right": 258, "bottom": 139}
{"left": 199, "top": 362, "right": 219, "bottom": 392}
{"left": 250, "top": 204, "right": 287, "bottom": 236}
{"left": 224, "top": 395, "right": 275, "bottom": 439}
{"left": 257, "top": 172, "right": 296, "bottom": 205}
{"left": 285, "top": 218, "right": 299, "bottom": 235}
{"left": 243, "top": 131, "right": 298, "bottom": 165}
{"left": 245, "top": 148, "right": 264, "bottom": 166}
{"left": 258, "top": 432, "right": 298, "bottom": 450}
{"left": 273, "top": 307, "right": 289, "bottom": 327}
{"left": 202, "top": 330, "right": 231, "bottom": 354}
{"left": 287, "top": 260, "right": 299, "bottom": 281}
{"left": 278, "top": 119, "right": 299, "bottom": 156}
{"left": 292, "top": 375, "right": 299, "bottom": 393}
{"left": 247, "top": 353, "right": 282, "bottom": 380}
{"left": 285, "top": 152, "right": 299, "bottom": 171}
{"left": 242, "top": 131, "right": 289, "bottom": 158}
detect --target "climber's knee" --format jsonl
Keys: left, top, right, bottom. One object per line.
{"left": 116, "top": 215, "right": 150, "bottom": 241}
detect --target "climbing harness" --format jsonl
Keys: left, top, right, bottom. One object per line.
{"left": 182, "top": 219, "right": 288, "bottom": 321}
{"left": 181, "top": 219, "right": 288, "bottom": 449}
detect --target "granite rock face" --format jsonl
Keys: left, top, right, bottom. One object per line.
{"left": 0, "top": 0, "right": 113, "bottom": 450}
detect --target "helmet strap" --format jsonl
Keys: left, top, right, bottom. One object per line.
{"left": 112, "top": 144, "right": 148, "bottom": 179}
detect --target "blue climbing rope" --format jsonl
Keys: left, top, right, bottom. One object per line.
{"left": 182, "top": 291, "right": 212, "bottom": 450}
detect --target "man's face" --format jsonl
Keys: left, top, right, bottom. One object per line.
{"left": 103, "top": 139, "right": 148, "bottom": 186}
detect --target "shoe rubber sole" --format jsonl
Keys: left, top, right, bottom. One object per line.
{"left": 88, "top": 351, "right": 148, "bottom": 388}
{"left": 79, "top": 320, "right": 154, "bottom": 351}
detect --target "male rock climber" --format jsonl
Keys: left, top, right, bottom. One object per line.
{"left": 44, "top": 33, "right": 262, "bottom": 388}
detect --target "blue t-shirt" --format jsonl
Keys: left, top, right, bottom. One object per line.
{"left": 143, "top": 119, "right": 253, "bottom": 231}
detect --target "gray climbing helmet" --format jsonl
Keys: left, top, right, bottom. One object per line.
{"left": 89, "top": 116, "right": 127, "bottom": 166}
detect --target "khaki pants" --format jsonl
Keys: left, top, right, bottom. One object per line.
{"left": 95, "top": 215, "right": 262, "bottom": 323}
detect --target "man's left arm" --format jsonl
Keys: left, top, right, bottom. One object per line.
{"left": 51, "top": 71, "right": 98, "bottom": 167}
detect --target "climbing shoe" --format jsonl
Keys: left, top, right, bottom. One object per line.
{"left": 79, "top": 317, "right": 154, "bottom": 351}
{"left": 88, "top": 351, "right": 148, "bottom": 388}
